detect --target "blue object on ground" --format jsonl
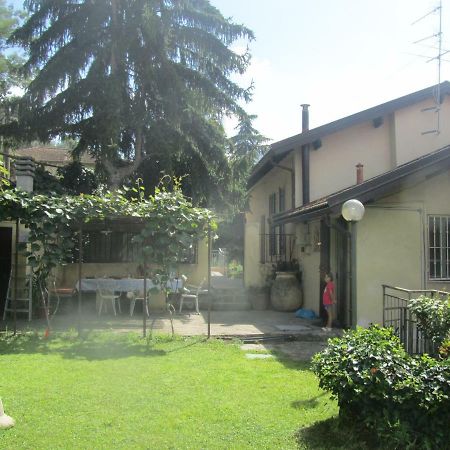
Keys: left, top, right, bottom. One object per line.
{"left": 295, "top": 308, "right": 317, "bottom": 319}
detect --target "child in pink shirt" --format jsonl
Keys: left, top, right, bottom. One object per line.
{"left": 322, "top": 273, "right": 335, "bottom": 331}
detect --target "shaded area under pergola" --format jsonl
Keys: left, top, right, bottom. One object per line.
{"left": 72, "top": 217, "right": 213, "bottom": 337}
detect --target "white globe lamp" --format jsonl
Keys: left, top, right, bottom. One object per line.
{"left": 341, "top": 199, "right": 365, "bottom": 222}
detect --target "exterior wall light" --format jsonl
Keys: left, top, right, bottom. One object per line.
{"left": 341, "top": 199, "right": 365, "bottom": 329}
{"left": 341, "top": 199, "right": 365, "bottom": 222}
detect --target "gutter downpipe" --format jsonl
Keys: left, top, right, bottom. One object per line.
{"left": 301, "top": 104, "right": 310, "bottom": 205}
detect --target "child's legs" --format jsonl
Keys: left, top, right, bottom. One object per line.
{"left": 325, "top": 305, "right": 333, "bottom": 328}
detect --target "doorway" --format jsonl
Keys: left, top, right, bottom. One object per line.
{"left": 335, "top": 218, "right": 349, "bottom": 327}
{"left": 0, "top": 226, "right": 12, "bottom": 313}
{"left": 318, "top": 219, "right": 330, "bottom": 322}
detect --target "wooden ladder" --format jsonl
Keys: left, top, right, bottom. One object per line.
{"left": 2, "top": 271, "right": 33, "bottom": 322}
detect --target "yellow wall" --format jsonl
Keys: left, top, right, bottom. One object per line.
{"left": 395, "top": 96, "right": 450, "bottom": 165}
{"left": 309, "top": 120, "right": 392, "bottom": 201}
{"left": 244, "top": 90, "right": 450, "bottom": 313}
{"left": 355, "top": 207, "right": 422, "bottom": 327}
{"left": 354, "top": 170, "right": 450, "bottom": 325}
{"left": 244, "top": 154, "right": 296, "bottom": 288}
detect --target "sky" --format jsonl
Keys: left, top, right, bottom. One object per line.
{"left": 9, "top": 0, "right": 450, "bottom": 143}
{"left": 210, "top": 0, "right": 450, "bottom": 142}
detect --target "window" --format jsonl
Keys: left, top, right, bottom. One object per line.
{"left": 260, "top": 215, "right": 266, "bottom": 263}
{"left": 81, "top": 231, "right": 198, "bottom": 264}
{"left": 429, "top": 216, "right": 450, "bottom": 280}
{"left": 268, "top": 188, "right": 286, "bottom": 258}
{"left": 269, "top": 192, "right": 277, "bottom": 256}
{"left": 83, "top": 231, "right": 140, "bottom": 263}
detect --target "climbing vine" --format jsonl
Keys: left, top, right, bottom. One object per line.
{"left": 0, "top": 178, "right": 216, "bottom": 325}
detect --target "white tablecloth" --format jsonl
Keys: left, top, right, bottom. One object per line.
{"left": 75, "top": 278, "right": 182, "bottom": 293}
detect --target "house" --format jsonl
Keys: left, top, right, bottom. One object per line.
{"left": 11, "top": 146, "right": 95, "bottom": 175}
{"left": 244, "top": 82, "right": 450, "bottom": 327}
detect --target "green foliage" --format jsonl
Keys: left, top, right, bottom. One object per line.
{"left": 57, "top": 161, "right": 98, "bottom": 195}
{"left": 0, "top": 178, "right": 215, "bottom": 299}
{"left": 0, "top": 0, "right": 25, "bottom": 101}
{"left": 227, "top": 260, "right": 243, "bottom": 278}
{"left": 33, "top": 165, "right": 66, "bottom": 194}
{"left": 131, "top": 176, "right": 216, "bottom": 290}
{"left": 8, "top": 0, "right": 255, "bottom": 201}
{"left": 312, "top": 326, "right": 450, "bottom": 449}
{"left": 0, "top": 158, "right": 9, "bottom": 189}
{"left": 409, "top": 295, "right": 450, "bottom": 346}
{"left": 228, "top": 115, "right": 268, "bottom": 212}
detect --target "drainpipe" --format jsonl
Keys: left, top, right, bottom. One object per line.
{"left": 301, "top": 104, "right": 310, "bottom": 205}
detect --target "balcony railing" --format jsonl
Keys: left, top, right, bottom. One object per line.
{"left": 382, "top": 285, "right": 449, "bottom": 355}
{"left": 260, "top": 233, "right": 296, "bottom": 264}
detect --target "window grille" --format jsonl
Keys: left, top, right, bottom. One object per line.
{"left": 429, "top": 216, "right": 450, "bottom": 280}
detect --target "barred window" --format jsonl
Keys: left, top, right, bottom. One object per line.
{"left": 429, "top": 216, "right": 450, "bottom": 280}
{"left": 83, "top": 231, "right": 140, "bottom": 263}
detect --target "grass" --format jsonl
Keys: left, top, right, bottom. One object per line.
{"left": 0, "top": 330, "right": 340, "bottom": 449}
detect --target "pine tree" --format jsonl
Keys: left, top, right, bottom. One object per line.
{"left": 8, "top": 0, "right": 254, "bottom": 202}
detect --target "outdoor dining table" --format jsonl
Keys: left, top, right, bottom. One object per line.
{"left": 74, "top": 277, "right": 183, "bottom": 293}
{"left": 74, "top": 277, "right": 183, "bottom": 315}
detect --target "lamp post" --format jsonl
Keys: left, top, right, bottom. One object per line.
{"left": 341, "top": 199, "right": 365, "bottom": 328}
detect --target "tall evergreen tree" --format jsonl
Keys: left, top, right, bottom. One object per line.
{"left": 228, "top": 115, "right": 268, "bottom": 211}
{"left": 7, "top": 0, "right": 254, "bottom": 203}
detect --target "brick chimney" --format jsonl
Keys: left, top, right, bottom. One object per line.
{"left": 356, "top": 163, "right": 364, "bottom": 184}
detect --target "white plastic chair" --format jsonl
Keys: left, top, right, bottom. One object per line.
{"left": 96, "top": 282, "right": 121, "bottom": 316}
{"left": 129, "top": 290, "right": 150, "bottom": 317}
{"left": 179, "top": 277, "right": 207, "bottom": 314}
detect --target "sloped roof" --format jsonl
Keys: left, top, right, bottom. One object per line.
{"left": 13, "top": 146, "right": 95, "bottom": 166}
{"left": 272, "top": 144, "right": 450, "bottom": 225}
{"left": 249, "top": 81, "right": 450, "bottom": 189}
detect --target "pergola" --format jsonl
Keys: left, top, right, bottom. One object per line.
{"left": 72, "top": 217, "right": 212, "bottom": 337}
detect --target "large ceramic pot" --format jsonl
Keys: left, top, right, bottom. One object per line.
{"left": 270, "top": 271, "right": 303, "bottom": 312}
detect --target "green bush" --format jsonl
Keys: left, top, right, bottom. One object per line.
{"left": 312, "top": 326, "right": 450, "bottom": 449}
{"left": 409, "top": 295, "right": 450, "bottom": 346}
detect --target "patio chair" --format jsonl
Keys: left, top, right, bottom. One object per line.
{"left": 47, "top": 277, "right": 74, "bottom": 316}
{"left": 129, "top": 290, "right": 150, "bottom": 317}
{"left": 96, "top": 283, "right": 121, "bottom": 316}
{"left": 179, "top": 277, "right": 207, "bottom": 315}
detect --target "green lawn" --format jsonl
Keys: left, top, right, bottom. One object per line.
{"left": 0, "top": 331, "right": 339, "bottom": 449}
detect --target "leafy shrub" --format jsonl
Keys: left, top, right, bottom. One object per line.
{"left": 409, "top": 295, "right": 450, "bottom": 346}
{"left": 312, "top": 326, "right": 450, "bottom": 449}
{"left": 439, "top": 339, "right": 450, "bottom": 360}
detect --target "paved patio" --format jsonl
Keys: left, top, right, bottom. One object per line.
{"left": 4, "top": 309, "right": 339, "bottom": 339}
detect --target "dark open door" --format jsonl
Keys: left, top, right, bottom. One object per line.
{"left": 319, "top": 219, "right": 330, "bottom": 322}
{"left": 335, "top": 218, "right": 349, "bottom": 327}
{"left": 0, "top": 226, "right": 12, "bottom": 314}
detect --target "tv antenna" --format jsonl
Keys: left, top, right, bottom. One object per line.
{"left": 412, "top": 0, "right": 445, "bottom": 135}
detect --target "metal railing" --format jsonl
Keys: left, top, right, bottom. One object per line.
{"left": 259, "top": 233, "right": 296, "bottom": 264}
{"left": 382, "top": 285, "right": 449, "bottom": 355}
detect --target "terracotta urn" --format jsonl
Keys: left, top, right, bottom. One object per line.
{"left": 270, "top": 272, "right": 303, "bottom": 312}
